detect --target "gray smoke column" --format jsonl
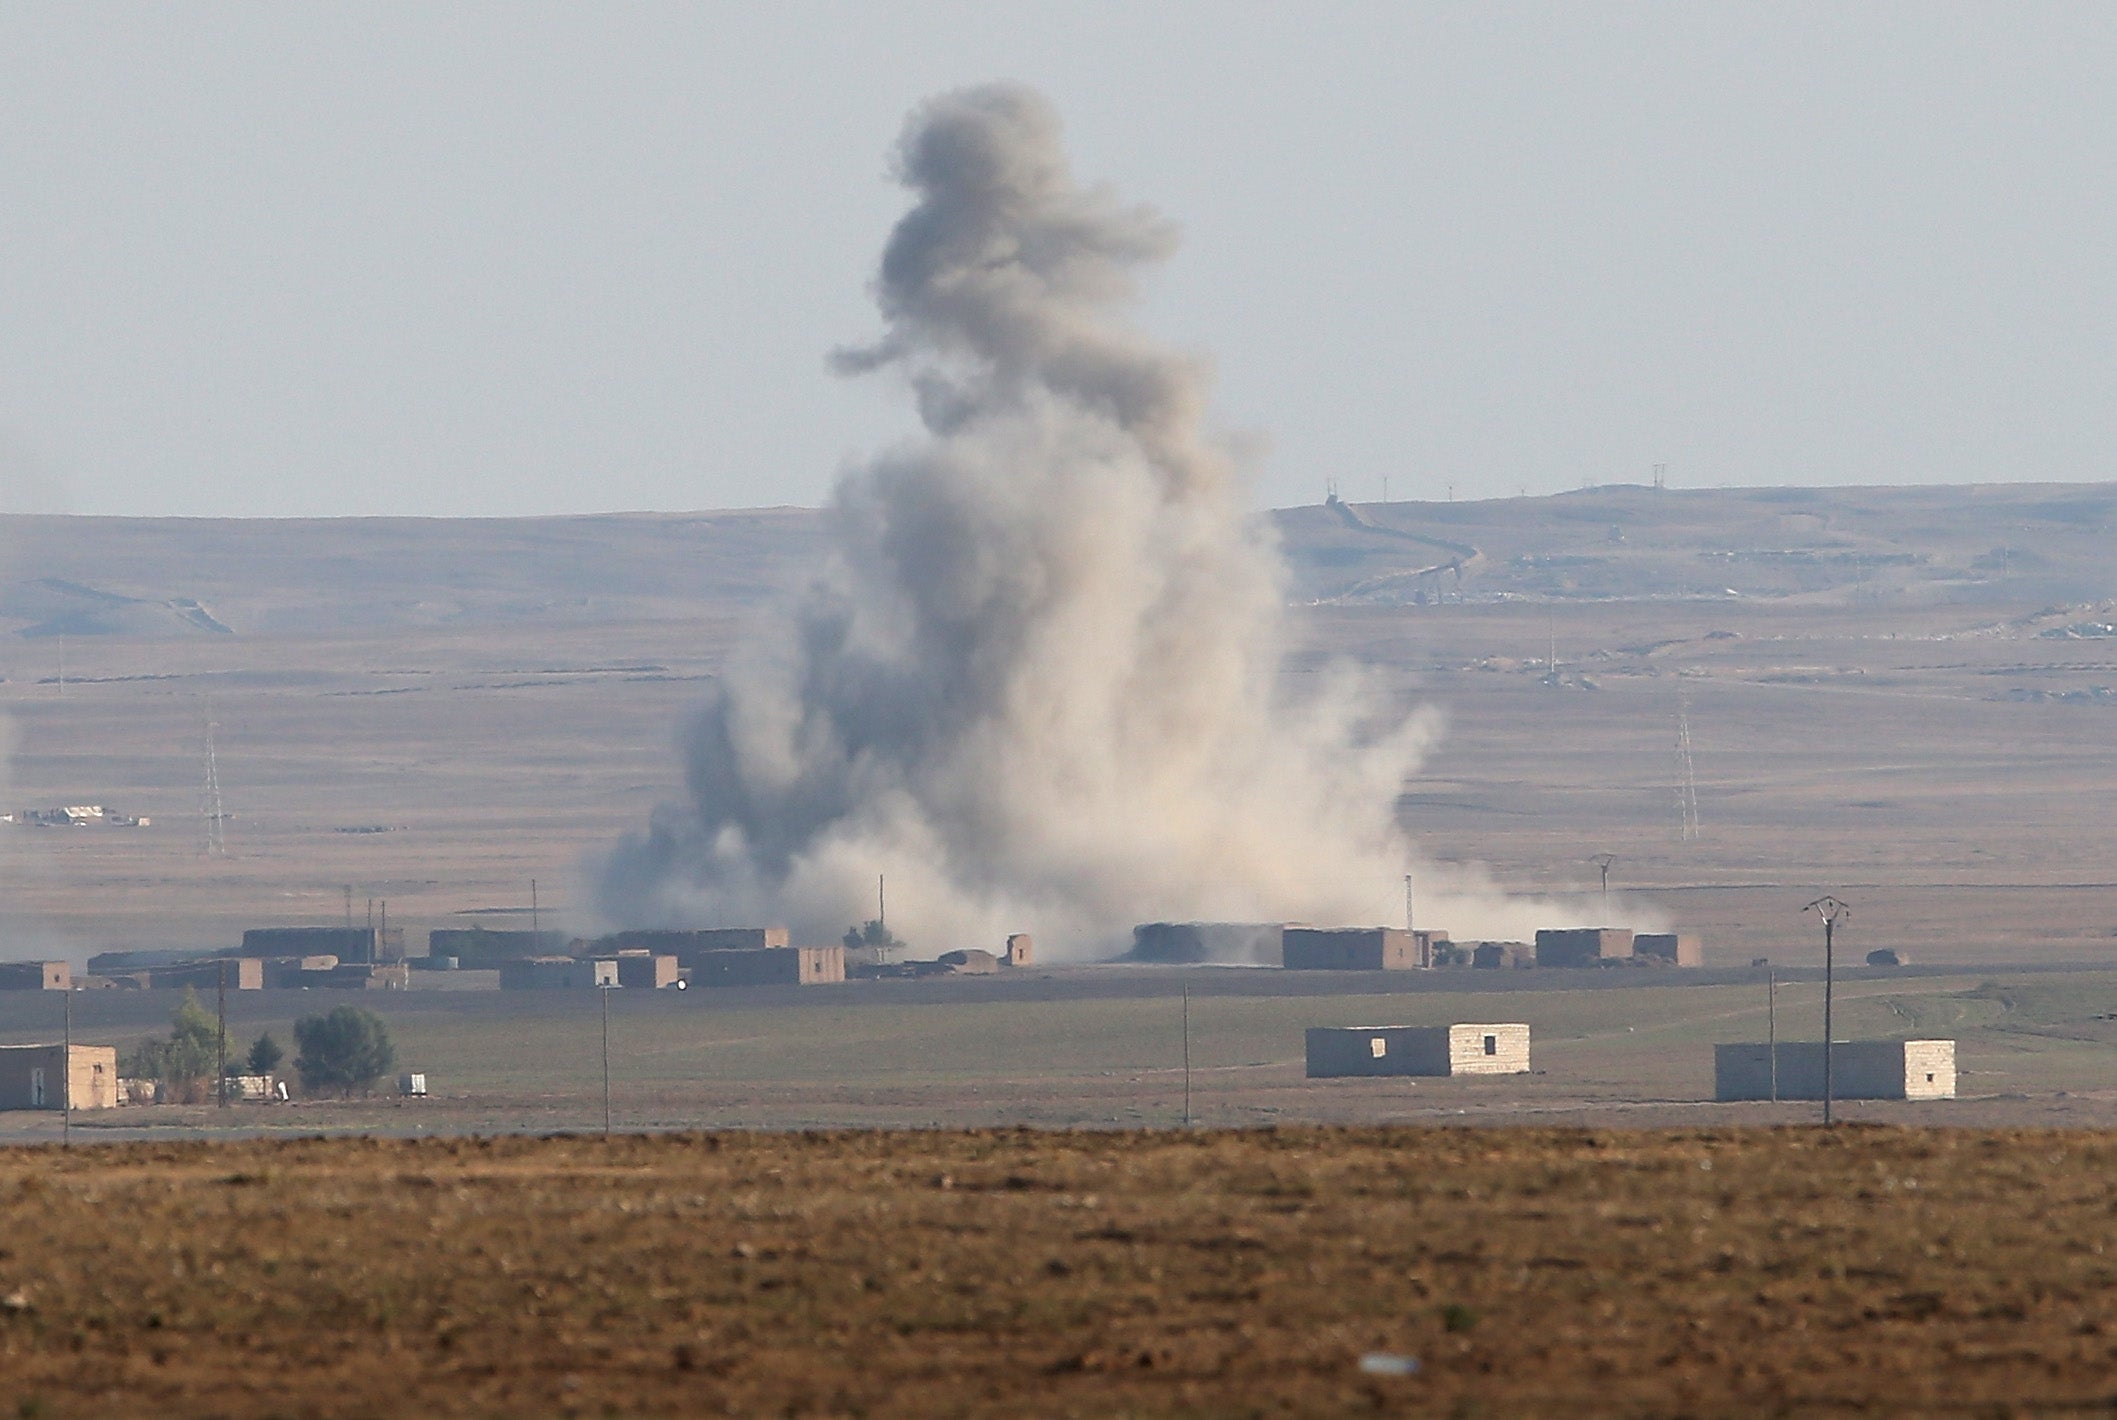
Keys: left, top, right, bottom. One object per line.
{"left": 602, "top": 83, "right": 1609, "bottom": 953}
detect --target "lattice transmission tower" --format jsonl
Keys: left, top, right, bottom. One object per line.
{"left": 1674, "top": 684, "right": 1701, "bottom": 841}
{"left": 200, "top": 717, "right": 228, "bottom": 857}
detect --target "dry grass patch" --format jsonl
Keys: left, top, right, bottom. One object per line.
{"left": 0, "top": 1127, "right": 2112, "bottom": 1415}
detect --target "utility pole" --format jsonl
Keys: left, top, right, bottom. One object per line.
{"left": 601, "top": 982, "right": 612, "bottom": 1140}
{"left": 216, "top": 958, "right": 228, "bottom": 1109}
{"left": 1591, "top": 854, "right": 1617, "bottom": 921}
{"left": 1806, "top": 897, "right": 1851, "bottom": 1125}
{"left": 1403, "top": 874, "right": 1415, "bottom": 935}
{"left": 1675, "top": 685, "right": 1701, "bottom": 841}
{"left": 62, "top": 985, "right": 71, "bottom": 1147}
{"left": 1181, "top": 979, "right": 1192, "bottom": 1128}
{"left": 877, "top": 875, "right": 886, "bottom": 933}
{"left": 1767, "top": 967, "right": 1777, "bottom": 1103}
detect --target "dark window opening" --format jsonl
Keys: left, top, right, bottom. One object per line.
{"left": 1484, "top": 1035, "right": 1498, "bottom": 1056}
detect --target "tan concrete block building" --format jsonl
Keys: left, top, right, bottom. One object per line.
{"left": 1714, "top": 1040, "right": 1956, "bottom": 1101}
{"left": 0, "top": 1044, "right": 118, "bottom": 1110}
{"left": 1306, "top": 1024, "right": 1531, "bottom": 1078}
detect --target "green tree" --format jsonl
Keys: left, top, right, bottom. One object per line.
{"left": 842, "top": 919, "right": 905, "bottom": 956}
{"left": 292, "top": 1006, "right": 396, "bottom": 1097}
{"left": 123, "top": 988, "right": 226, "bottom": 1100}
{"left": 246, "top": 1031, "right": 285, "bottom": 1076}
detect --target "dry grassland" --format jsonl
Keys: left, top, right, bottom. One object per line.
{"left": 0, "top": 1127, "right": 2113, "bottom": 1417}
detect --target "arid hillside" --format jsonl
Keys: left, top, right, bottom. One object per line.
{"left": 0, "top": 483, "right": 2108, "bottom": 964}
{"left": 1, "top": 482, "right": 2111, "bottom": 638}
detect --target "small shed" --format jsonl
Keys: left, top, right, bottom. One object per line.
{"left": 1003, "top": 933, "right": 1033, "bottom": 967}
{"left": 1714, "top": 1040, "right": 1956, "bottom": 1101}
{"left": 0, "top": 1044, "right": 118, "bottom": 1110}
{"left": 1306, "top": 1024, "right": 1531, "bottom": 1078}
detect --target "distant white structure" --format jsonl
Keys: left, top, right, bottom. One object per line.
{"left": 1714, "top": 1040, "right": 1956, "bottom": 1101}
{"left": 398, "top": 1073, "right": 428, "bottom": 1097}
{"left": 7, "top": 805, "right": 149, "bottom": 827}
{"left": 1306, "top": 1023, "right": 1531, "bottom": 1078}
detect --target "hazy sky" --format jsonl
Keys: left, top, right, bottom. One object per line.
{"left": 3, "top": 4, "right": 2113, "bottom": 518}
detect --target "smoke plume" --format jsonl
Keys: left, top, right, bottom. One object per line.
{"left": 602, "top": 83, "right": 1612, "bottom": 955}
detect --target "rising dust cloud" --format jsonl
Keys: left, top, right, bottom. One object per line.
{"left": 602, "top": 83, "right": 1617, "bottom": 956}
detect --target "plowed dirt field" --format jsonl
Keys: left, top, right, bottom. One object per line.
{"left": 0, "top": 1126, "right": 2111, "bottom": 1416}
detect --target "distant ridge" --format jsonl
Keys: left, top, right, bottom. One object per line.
{"left": 0, "top": 483, "right": 2107, "bottom": 637}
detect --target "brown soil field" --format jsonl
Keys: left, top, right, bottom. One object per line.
{"left": 2, "top": 1127, "right": 2114, "bottom": 1417}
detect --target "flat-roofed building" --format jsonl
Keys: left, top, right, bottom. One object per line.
{"left": 1471, "top": 942, "right": 1535, "bottom": 970}
{"left": 0, "top": 961, "right": 69, "bottom": 991}
{"left": 1534, "top": 928, "right": 1634, "bottom": 968}
{"left": 499, "top": 958, "right": 619, "bottom": 990}
{"left": 319, "top": 963, "right": 409, "bottom": 991}
{"left": 1635, "top": 933, "right": 1703, "bottom": 967}
{"left": 148, "top": 958, "right": 263, "bottom": 991}
{"left": 690, "top": 945, "right": 843, "bottom": 988}
{"left": 427, "top": 928, "right": 571, "bottom": 967}
{"left": 0, "top": 1044, "right": 118, "bottom": 1109}
{"left": 1283, "top": 927, "right": 1430, "bottom": 971}
{"left": 243, "top": 926, "right": 405, "bottom": 965}
{"left": 1714, "top": 1040, "right": 1956, "bottom": 1101}
{"left": 1306, "top": 1024, "right": 1531, "bottom": 1078}
{"left": 261, "top": 955, "right": 339, "bottom": 988}
{"left": 608, "top": 953, "right": 679, "bottom": 989}
{"left": 597, "top": 927, "right": 789, "bottom": 965}
{"left": 1129, "top": 922, "right": 1284, "bottom": 965}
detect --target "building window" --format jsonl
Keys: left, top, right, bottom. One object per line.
{"left": 1484, "top": 1035, "right": 1498, "bottom": 1056}
{"left": 1369, "top": 1038, "right": 1387, "bottom": 1058}
{"left": 1926, "top": 1073, "right": 1935, "bottom": 1083}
